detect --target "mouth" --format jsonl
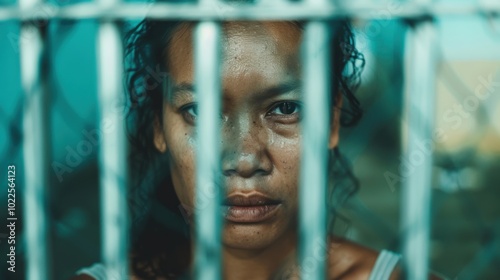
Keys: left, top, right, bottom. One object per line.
{"left": 222, "top": 193, "right": 282, "bottom": 223}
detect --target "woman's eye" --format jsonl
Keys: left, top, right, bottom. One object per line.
{"left": 270, "top": 101, "right": 301, "bottom": 115}
{"left": 185, "top": 105, "right": 198, "bottom": 117}
{"left": 180, "top": 103, "right": 198, "bottom": 123}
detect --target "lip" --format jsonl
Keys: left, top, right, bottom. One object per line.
{"left": 222, "top": 193, "right": 282, "bottom": 223}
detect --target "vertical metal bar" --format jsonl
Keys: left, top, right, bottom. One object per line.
{"left": 96, "top": 0, "right": 129, "bottom": 277}
{"left": 194, "top": 17, "right": 222, "bottom": 280}
{"left": 299, "top": 3, "right": 331, "bottom": 279}
{"left": 20, "top": 0, "right": 51, "bottom": 278}
{"left": 401, "top": 1, "right": 437, "bottom": 278}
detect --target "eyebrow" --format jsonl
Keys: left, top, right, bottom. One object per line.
{"left": 173, "top": 83, "right": 194, "bottom": 94}
{"left": 166, "top": 80, "right": 301, "bottom": 104}
{"left": 164, "top": 82, "right": 194, "bottom": 104}
{"left": 254, "top": 80, "right": 301, "bottom": 101}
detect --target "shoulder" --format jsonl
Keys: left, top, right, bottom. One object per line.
{"left": 276, "top": 237, "right": 393, "bottom": 280}
{"left": 327, "top": 236, "right": 385, "bottom": 280}
{"left": 70, "top": 261, "right": 161, "bottom": 280}
{"left": 327, "top": 237, "right": 446, "bottom": 280}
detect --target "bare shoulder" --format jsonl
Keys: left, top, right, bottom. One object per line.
{"left": 327, "top": 236, "right": 445, "bottom": 280}
{"left": 327, "top": 236, "right": 380, "bottom": 280}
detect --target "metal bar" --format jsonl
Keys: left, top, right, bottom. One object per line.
{"left": 299, "top": 9, "right": 332, "bottom": 280}
{"left": 1, "top": 2, "right": 500, "bottom": 21}
{"left": 401, "top": 1, "right": 437, "bottom": 278}
{"left": 96, "top": 0, "right": 129, "bottom": 277}
{"left": 194, "top": 20, "right": 222, "bottom": 280}
{"left": 20, "top": 0, "right": 51, "bottom": 278}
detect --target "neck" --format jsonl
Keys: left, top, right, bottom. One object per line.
{"left": 222, "top": 231, "right": 297, "bottom": 279}
{"left": 188, "top": 231, "right": 298, "bottom": 280}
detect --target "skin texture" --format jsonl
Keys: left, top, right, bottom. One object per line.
{"left": 159, "top": 21, "right": 307, "bottom": 251}
{"left": 152, "top": 22, "right": 368, "bottom": 279}
{"left": 157, "top": 22, "right": 311, "bottom": 278}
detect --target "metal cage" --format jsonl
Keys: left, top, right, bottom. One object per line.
{"left": 2, "top": 0, "right": 500, "bottom": 279}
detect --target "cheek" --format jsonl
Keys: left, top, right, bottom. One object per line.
{"left": 269, "top": 134, "right": 301, "bottom": 201}
{"left": 164, "top": 117, "right": 197, "bottom": 208}
{"left": 170, "top": 142, "right": 196, "bottom": 208}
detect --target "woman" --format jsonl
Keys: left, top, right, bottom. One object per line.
{"left": 73, "top": 17, "right": 434, "bottom": 279}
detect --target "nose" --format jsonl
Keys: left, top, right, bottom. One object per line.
{"left": 221, "top": 118, "right": 272, "bottom": 178}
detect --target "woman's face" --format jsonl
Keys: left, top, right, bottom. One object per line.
{"left": 154, "top": 22, "right": 339, "bottom": 250}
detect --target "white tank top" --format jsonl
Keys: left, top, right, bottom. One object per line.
{"left": 76, "top": 249, "right": 401, "bottom": 279}
{"left": 368, "top": 250, "right": 401, "bottom": 280}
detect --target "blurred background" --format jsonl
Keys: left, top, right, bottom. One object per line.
{"left": 0, "top": 0, "right": 499, "bottom": 279}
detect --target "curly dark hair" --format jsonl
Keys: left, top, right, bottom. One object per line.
{"left": 124, "top": 17, "right": 365, "bottom": 279}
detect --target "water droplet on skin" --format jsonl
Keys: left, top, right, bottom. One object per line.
{"left": 269, "top": 133, "right": 275, "bottom": 145}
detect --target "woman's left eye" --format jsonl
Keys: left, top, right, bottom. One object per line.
{"left": 269, "top": 101, "right": 301, "bottom": 115}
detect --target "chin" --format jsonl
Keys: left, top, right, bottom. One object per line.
{"left": 221, "top": 220, "right": 291, "bottom": 251}
{"left": 222, "top": 223, "right": 279, "bottom": 250}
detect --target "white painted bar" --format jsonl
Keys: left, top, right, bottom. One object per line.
{"left": 401, "top": 2, "right": 437, "bottom": 278}
{"left": 96, "top": 0, "right": 129, "bottom": 277}
{"left": 20, "top": 0, "right": 51, "bottom": 279}
{"left": 194, "top": 20, "right": 222, "bottom": 280}
{"left": 299, "top": 19, "right": 332, "bottom": 280}
{"left": 2, "top": 2, "right": 500, "bottom": 21}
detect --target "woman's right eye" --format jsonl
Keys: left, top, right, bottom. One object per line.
{"left": 180, "top": 103, "right": 198, "bottom": 124}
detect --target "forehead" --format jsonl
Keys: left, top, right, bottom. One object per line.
{"left": 166, "top": 21, "right": 302, "bottom": 86}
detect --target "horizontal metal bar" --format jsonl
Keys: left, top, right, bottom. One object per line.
{"left": 0, "top": 2, "right": 499, "bottom": 21}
